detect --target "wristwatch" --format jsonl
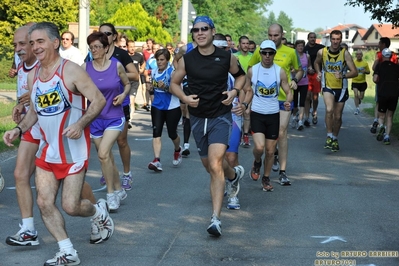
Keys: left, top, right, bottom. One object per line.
{"left": 292, "top": 77, "right": 298, "bottom": 84}
{"left": 242, "top": 102, "right": 249, "bottom": 110}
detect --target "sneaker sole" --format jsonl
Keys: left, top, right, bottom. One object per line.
{"left": 6, "top": 237, "right": 40, "bottom": 246}
{"left": 227, "top": 204, "right": 240, "bottom": 210}
{"left": 262, "top": 187, "right": 274, "bottom": 192}
{"left": 148, "top": 165, "right": 162, "bottom": 172}
{"left": 182, "top": 150, "right": 190, "bottom": 157}
{"left": 207, "top": 226, "right": 222, "bottom": 237}
{"left": 249, "top": 170, "right": 260, "bottom": 181}
{"left": 280, "top": 181, "right": 291, "bottom": 186}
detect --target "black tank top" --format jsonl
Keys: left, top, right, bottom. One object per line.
{"left": 184, "top": 46, "right": 232, "bottom": 118}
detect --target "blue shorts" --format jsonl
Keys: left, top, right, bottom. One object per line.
{"left": 90, "top": 117, "right": 125, "bottom": 138}
{"left": 191, "top": 112, "right": 232, "bottom": 158}
{"left": 226, "top": 114, "right": 242, "bottom": 153}
{"left": 279, "top": 100, "right": 294, "bottom": 111}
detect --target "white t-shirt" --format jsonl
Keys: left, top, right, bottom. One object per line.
{"left": 59, "top": 46, "right": 84, "bottom": 66}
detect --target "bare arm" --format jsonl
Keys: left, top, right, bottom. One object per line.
{"left": 172, "top": 45, "right": 187, "bottom": 69}
{"left": 113, "top": 62, "right": 131, "bottom": 106}
{"left": 169, "top": 57, "right": 199, "bottom": 108}
{"left": 341, "top": 50, "right": 358, "bottom": 79}
{"left": 63, "top": 62, "right": 106, "bottom": 139}
{"left": 222, "top": 55, "right": 245, "bottom": 105}
{"left": 280, "top": 69, "right": 293, "bottom": 110}
{"left": 125, "top": 62, "right": 139, "bottom": 82}
{"left": 314, "top": 49, "right": 323, "bottom": 80}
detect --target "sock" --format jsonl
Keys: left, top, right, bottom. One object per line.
{"left": 327, "top": 133, "right": 333, "bottom": 138}
{"left": 332, "top": 135, "right": 337, "bottom": 140}
{"left": 155, "top": 157, "right": 160, "bottom": 162}
{"left": 175, "top": 147, "right": 181, "bottom": 152}
{"left": 244, "top": 133, "right": 248, "bottom": 136}
{"left": 183, "top": 143, "right": 190, "bottom": 150}
{"left": 279, "top": 170, "right": 285, "bottom": 175}
{"left": 374, "top": 118, "right": 378, "bottom": 122}
{"left": 123, "top": 171, "right": 131, "bottom": 176}
{"left": 58, "top": 238, "right": 74, "bottom": 254}
{"left": 254, "top": 160, "right": 262, "bottom": 167}
{"left": 384, "top": 134, "right": 389, "bottom": 139}
{"left": 22, "top": 217, "right": 35, "bottom": 232}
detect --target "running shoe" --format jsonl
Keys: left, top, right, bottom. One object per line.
{"left": 297, "top": 120, "right": 304, "bottom": 130}
{"left": 172, "top": 147, "right": 182, "bottom": 166}
{"left": 115, "top": 189, "right": 127, "bottom": 201}
{"left": 312, "top": 114, "right": 318, "bottom": 125}
{"left": 44, "top": 249, "right": 80, "bottom": 266}
{"left": 376, "top": 126, "right": 385, "bottom": 141}
{"left": 354, "top": 108, "right": 360, "bottom": 115}
{"left": 262, "top": 176, "right": 274, "bottom": 192}
{"left": 145, "top": 105, "right": 151, "bottom": 111}
{"left": 272, "top": 155, "right": 280, "bottom": 172}
{"left": 148, "top": 159, "right": 162, "bottom": 172}
{"left": 279, "top": 172, "right": 291, "bottom": 186}
{"left": 290, "top": 114, "right": 298, "bottom": 128}
{"left": 207, "top": 215, "right": 222, "bottom": 237}
{"left": 182, "top": 143, "right": 190, "bottom": 157}
{"left": 331, "top": 139, "right": 340, "bottom": 152}
{"left": 250, "top": 160, "right": 261, "bottom": 181}
{"left": 0, "top": 166, "right": 4, "bottom": 193}
{"left": 100, "top": 175, "right": 106, "bottom": 186}
{"left": 324, "top": 136, "right": 333, "bottom": 149}
{"left": 370, "top": 121, "right": 378, "bottom": 134}
{"left": 107, "top": 193, "right": 120, "bottom": 212}
{"left": 6, "top": 225, "right": 39, "bottom": 246}
{"left": 242, "top": 134, "right": 250, "bottom": 147}
{"left": 90, "top": 198, "right": 114, "bottom": 244}
{"left": 121, "top": 174, "right": 132, "bottom": 191}
{"left": 383, "top": 137, "right": 391, "bottom": 145}
{"left": 226, "top": 165, "right": 244, "bottom": 198}
{"left": 227, "top": 196, "right": 240, "bottom": 210}
{"left": 304, "top": 119, "right": 311, "bottom": 127}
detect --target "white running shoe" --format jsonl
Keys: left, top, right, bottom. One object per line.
{"left": 207, "top": 215, "right": 222, "bottom": 237}
{"left": 44, "top": 249, "right": 80, "bottom": 266}
{"left": 91, "top": 198, "right": 114, "bottom": 244}
{"left": 172, "top": 147, "right": 182, "bottom": 166}
{"left": 107, "top": 193, "right": 120, "bottom": 212}
{"left": 115, "top": 189, "right": 127, "bottom": 201}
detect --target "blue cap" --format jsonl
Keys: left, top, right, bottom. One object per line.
{"left": 193, "top": 16, "right": 215, "bottom": 28}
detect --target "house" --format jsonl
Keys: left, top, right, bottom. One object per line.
{"left": 319, "top": 24, "right": 365, "bottom": 53}
{"left": 351, "top": 28, "right": 368, "bottom": 50}
{"left": 359, "top": 24, "right": 399, "bottom": 52}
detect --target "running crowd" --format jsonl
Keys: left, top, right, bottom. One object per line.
{"left": 2, "top": 15, "right": 399, "bottom": 265}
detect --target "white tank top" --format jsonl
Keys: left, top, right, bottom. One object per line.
{"left": 31, "top": 59, "right": 90, "bottom": 163}
{"left": 251, "top": 63, "right": 281, "bottom": 115}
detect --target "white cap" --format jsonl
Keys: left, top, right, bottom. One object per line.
{"left": 259, "top": 40, "right": 276, "bottom": 51}
{"left": 382, "top": 48, "right": 392, "bottom": 58}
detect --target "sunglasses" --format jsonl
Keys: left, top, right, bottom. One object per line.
{"left": 260, "top": 50, "right": 276, "bottom": 56}
{"left": 89, "top": 45, "right": 104, "bottom": 51}
{"left": 191, "top": 26, "right": 210, "bottom": 33}
{"left": 102, "top": 31, "right": 113, "bottom": 36}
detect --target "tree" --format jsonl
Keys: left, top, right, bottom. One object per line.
{"left": 265, "top": 11, "right": 277, "bottom": 29}
{"left": 345, "top": 0, "right": 399, "bottom": 27}
{"left": 313, "top": 27, "right": 324, "bottom": 39}
{"left": 108, "top": 3, "right": 172, "bottom": 45}
{"left": 276, "top": 11, "right": 293, "bottom": 34}
{"left": 0, "top": 0, "right": 79, "bottom": 58}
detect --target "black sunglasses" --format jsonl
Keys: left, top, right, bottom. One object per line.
{"left": 191, "top": 26, "right": 210, "bottom": 33}
{"left": 260, "top": 50, "right": 276, "bottom": 56}
{"left": 102, "top": 31, "right": 113, "bottom": 36}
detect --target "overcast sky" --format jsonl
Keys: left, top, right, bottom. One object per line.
{"left": 268, "top": 0, "right": 379, "bottom": 31}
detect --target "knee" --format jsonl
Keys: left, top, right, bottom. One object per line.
{"left": 253, "top": 145, "right": 264, "bottom": 155}
{"left": 62, "top": 200, "right": 79, "bottom": 216}
{"left": 14, "top": 168, "right": 29, "bottom": 183}
{"left": 117, "top": 137, "right": 128, "bottom": 148}
{"left": 36, "top": 195, "right": 53, "bottom": 214}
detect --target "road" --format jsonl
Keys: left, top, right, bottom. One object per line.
{"left": 0, "top": 97, "right": 398, "bottom": 266}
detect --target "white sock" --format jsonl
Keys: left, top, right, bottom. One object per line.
{"left": 327, "top": 133, "right": 333, "bottom": 138}
{"left": 58, "top": 238, "right": 74, "bottom": 254}
{"left": 22, "top": 217, "right": 35, "bottom": 232}
{"left": 123, "top": 171, "right": 131, "bottom": 176}
{"left": 184, "top": 143, "right": 190, "bottom": 149}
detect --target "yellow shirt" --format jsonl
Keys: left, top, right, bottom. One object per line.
{"left": 248, "top": 44, "right": 301, "bottom": 100}
{"left": 352, "top": 60, "right": 370, "bottom": 83}
{"left": 321, "top": 47, "right": 347, "bottom": 89}
{"left": 234, "top": 51, "right": 253, "bottom": 73}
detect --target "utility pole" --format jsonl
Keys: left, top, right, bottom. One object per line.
{"left": 78, "top": 0, "right": 90, "bottom": 55}
{"left": 181, "top": 0, "right": 188, "bottom": 43}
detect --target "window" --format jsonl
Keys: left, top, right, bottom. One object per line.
{"left": 375, "top": 31, "right": 379, "bottom": 39}
{"left": 345, "top": 30, "right": 349, "bottom": 40}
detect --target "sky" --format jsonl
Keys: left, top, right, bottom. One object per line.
{"left": 268, "top": 0, "right": 379, "bottom": 31}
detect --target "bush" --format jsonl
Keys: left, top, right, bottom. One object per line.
{"left": 0, "top": 57, "right": 16, "bottom": 84}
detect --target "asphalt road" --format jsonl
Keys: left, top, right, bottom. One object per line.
{"left": 0, "top": 97, "right": 398, "bottom": 266}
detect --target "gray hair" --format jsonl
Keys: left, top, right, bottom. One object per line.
{"left": 29, "top": 22, "right": 61, "bottom": 50}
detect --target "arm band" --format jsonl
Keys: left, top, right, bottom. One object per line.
{"left": 232, "top": 64, "right": 245, "bottom": 78}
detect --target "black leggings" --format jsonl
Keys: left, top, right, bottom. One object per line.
{"left": 151, "top": 106, "right": 182, "bottom": 139}
{"left": 293, "top": 85, "right": 308, "bottom": 108}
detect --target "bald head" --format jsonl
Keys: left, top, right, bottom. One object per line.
{"left": 268, "top": 23, "right": 284, "bottom": 48}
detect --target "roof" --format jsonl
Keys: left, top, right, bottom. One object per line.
{"left": 351, "top": 28, "right": 368, "bottom": 43}
{"left": 362, "top": 24, "right": 399, "bottom": 40}
{"left": 319, "top": 24, "right": 365, "bottom": 35}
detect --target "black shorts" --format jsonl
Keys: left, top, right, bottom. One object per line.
{"left": 250, "top": 111, "right": 279, "bottom": 140}
{"left": 322, "top": 88, "right": 349, "bottom": 103}
{"left": 352, "top": 82, "right": 367, "bottom": 92}
{"left": 378, "top": 95, "right": 399, "bottom": 113}
{"left": 140, "top": 74, "right": 146, "bottom": 84}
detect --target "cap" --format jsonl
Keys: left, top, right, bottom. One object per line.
{"left": 260, "top": 40, "right": 276, "bottom": 51}
{"left": 213, "top": 40, "right": 228, "bottom": 47}
{"left": 382, "top": 48, "right": 392, "bottom": 58}
{"left": 193, "top": 16, "right": 215, "bottom": 28}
